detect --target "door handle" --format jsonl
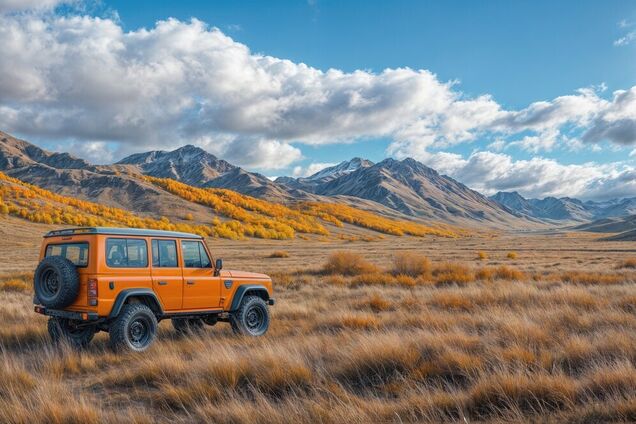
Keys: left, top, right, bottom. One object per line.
{"left": 186, "top": 280, "right": 195, "bottom": 285}
{"left": 158, "top": 281, "right": 168, "bottom": 286}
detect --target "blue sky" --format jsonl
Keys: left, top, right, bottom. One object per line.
{"left": 1, "top": 0, "right": 636, "bottom": 199}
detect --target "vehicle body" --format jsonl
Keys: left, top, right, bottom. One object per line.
{"left": 33, "top": 227, "right": 274, "bottom": 351}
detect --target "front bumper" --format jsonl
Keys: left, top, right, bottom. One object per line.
{"left": 34, "top": 305, "right": 99, "bottom": 321}
{"left": 268, "top": 298, "right": 275, "bottom": 306}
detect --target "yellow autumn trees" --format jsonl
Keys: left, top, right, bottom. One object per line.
{"left": 0, "top": 172, "right": 210, "bottom": 236}
{"left": 0, "top": 171, "right": 460, "bottom": 240}
{"left": 144, "top": 176, "right": 459, "bottom": 239}
{"left": 297, "top": 202, "right": 459, "bottom": 238}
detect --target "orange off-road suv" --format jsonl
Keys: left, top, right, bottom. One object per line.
{"left": 33, "top": 227, "right": 274, "bottom": 352}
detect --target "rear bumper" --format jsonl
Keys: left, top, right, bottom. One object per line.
{"left": 34, "top": 305, "right": 99, "bottom": 321}
{"left": 268, "top": 298, "right": 275, "bottom": 306}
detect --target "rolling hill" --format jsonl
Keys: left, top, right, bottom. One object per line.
{"left": 0, "top": 168, "right": 460, "bottom": 240}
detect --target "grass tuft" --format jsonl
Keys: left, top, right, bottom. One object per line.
{"left": 323, "top": 251, "right": 379, "bottom": 276}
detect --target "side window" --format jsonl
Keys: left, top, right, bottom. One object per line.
{"left": 106, "top": 238, "right": 148, "bottom": 268}
{"left": 182, "top": 241, "right": 211, "bottom": 268}
{"left": 152, "top": 239, "right": 178, "bottom": 267}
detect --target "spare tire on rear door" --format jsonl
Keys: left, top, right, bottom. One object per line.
{"left": 33, "top": 256, "right": 80, "bottom": 309}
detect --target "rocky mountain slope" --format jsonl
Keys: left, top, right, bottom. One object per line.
{"left": 491, "top": 191, "right": 636, "bottom": 222}
{"left": 0, "top": 130, "right": 550, "bottom": 228}
{"left": 117, "top": 145, "right": 293, "bottom": 201}
{"left": 279, "top": 157, "right": 534, "bottom": 226}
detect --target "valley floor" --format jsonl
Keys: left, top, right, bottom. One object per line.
{"left": 1, "top": 215, "right": 636, "bottom": 422}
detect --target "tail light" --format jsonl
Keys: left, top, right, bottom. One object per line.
{"left": 87, "top": 279, "right": 98, "bottom": 306}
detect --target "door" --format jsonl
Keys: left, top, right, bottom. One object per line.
{"left": 180, "top": 240, "right": 221, "bottom": 309}
{"left": 150, "top": 239, "right": 183, "bottom": 310}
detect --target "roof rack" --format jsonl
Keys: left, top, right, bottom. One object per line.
{"left": 44, "top": 227, "right": 203, "bottom": 239}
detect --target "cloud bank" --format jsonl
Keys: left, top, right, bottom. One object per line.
{"left": 0, "top": 6, "right": 635, "bottom": 199}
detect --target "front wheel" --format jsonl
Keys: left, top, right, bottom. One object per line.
{"left": 48, "top": 317, "right": 96, "bottom": 349}
{"left": 230, "top": 296, "right": 270, "bottom": 336}
{"left": 109, "top": 303, "right": 157, "bottom": 352}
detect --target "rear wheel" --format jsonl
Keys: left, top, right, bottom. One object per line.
{"left": 109, "top": 303, "right": 157, "bottom": 352}
{"left": 47, "top": 317, "right": 96, "bottom": 349}
{"left": 171, "top": 318, "right": 205, "bottom": 335}
{"left": 230, "top": 296, "right": 270, "bottom": 336}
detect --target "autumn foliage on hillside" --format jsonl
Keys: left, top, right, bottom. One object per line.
{"left": 298, "top": 201, "right": 460, "bottom": 238}
{"left": 146, "top": 176, "right": 460, "bottom": 239}
{"left": 145, "top": 176, "right": 328, "bottom": 239}
{"left": 0, "top": 172, "right": 210, "bottom": 235}
{"left": 0, "top": 171, "right": 460, "bottom": 240}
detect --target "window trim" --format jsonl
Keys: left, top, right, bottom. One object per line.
{"left": 105, "top": 237, "right": 149, "bottom": 269}
{"left": 45, "top": 242, "right": 90, "bottom": 268}
{"left": 151, "top": 239, "right": 179, "bottom": 268}
{"left": 181, "top": 240, "right": 212, "bottom": 269}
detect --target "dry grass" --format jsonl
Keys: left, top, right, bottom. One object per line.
{"left": 476, "top": 251, "right": 488, "bottom": 260}
{"left": 618, "top": 258, "right": 636, "bottom": 269}
{"left": 323, "top": 251, "right": 379, "bottom": 276}
{"left": 392, "top": 251, "right": 431, "bottom": 277}
{"left": 507, "top": 251, "right": 518, "bottom": 259}
{"left": 268, "top": 251, "right": 290, "bottom": 258}
{"left": 2, "top": 230, "right": 636, "bottom": 422}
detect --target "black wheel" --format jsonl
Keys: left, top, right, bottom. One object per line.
{"left": 230, "top": 296, "right": 270, "bottom": 336}
{"left": 34, "top": 257, "right": 79, "bottom": 308}
{"left": 171, "top": 318, "right": 205, "bottom": 335}
{"left": 109, "top": 303, "right": 157, "bottom": 352}
{"left": 48, "top": 317, "right": 96, "bottom": 349}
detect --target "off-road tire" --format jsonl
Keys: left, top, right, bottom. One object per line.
{"left": 230, "top": 296, "right": 270, "bottom": 336}
{"left": 48, "top": 317, "right": 96, "bottom": 349}
{"left": 171, "top": 318, "right": 205, "bottom": 335}
{"left": 109, "top": 303, "right": 157, "bottom": 352}
{"left": 34, "top": 257, "right": 79, "bottom": 309}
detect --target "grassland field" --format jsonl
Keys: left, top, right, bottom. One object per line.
{"left": 2, "top": 215, "right": 636, "bottom": 423}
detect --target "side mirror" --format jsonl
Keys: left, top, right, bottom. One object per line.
{"left": 214, "top": 258, "right": 223, "bottom": 276}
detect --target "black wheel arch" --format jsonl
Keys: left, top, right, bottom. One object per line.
{"left": 229, "top": 285, "right": 270, "bottom": 312}
{"left": 109, "top": 288, "right": 163, "bottom": 319}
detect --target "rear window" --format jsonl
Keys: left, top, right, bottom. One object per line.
{"left": 45, "top": 243, "right": 89, "bottom": 267}
{"left": 106, "top": 238, "right": 148, "bottom": 268}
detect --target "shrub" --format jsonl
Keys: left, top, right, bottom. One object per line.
{"left": 351, "top": 273, "right": 396, "bottom": 286}
{"left": 341, "top": 314, "right": 380, "bottom": 330}
{"left": 365, "top": 293, "right": 392, "bottom": 312}
{"left": 268, "top": 251, "right": 290, "bottom": 258}
{"left": 618, "top": 258, "right": 636, "bottom": 269}
{"left": 506, "top": 252, "right": 518, "bottom": 260}
{"left": 184, "top": 213, "right": 194, "bottom": 221}
{"left": 392, "top": 252, "right": 431, "bottom": 277}
{"left": 0, "top": 279, "right": 29, "bottom": 292}
{"left": 324, "top": 275, "right": 347, "bottom": 285}
{"left": 560, "top": 272, "right": 623, "bottom": 285}
{"left": 434, "top": 263, "right": 474, "bottom": 285}
{"left": 493, "top": 266, "right": 525, "bottom": 281}
{"left": 430, "top": 292, "right": 474, "bottom": 311}
{"left": 323, "top": 251, "right": 379, "bottom": 276}
{"left": 475, "top": 267, "right": 494, "bottom": 281}
{"left": 395, "top": 274, "right": 417, "bottom": 287}
{"left": 477, "top": 251, "right": 488, "bottom": 260}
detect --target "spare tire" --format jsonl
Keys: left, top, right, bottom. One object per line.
{"left": 33, "top": 256, "right": 80, "bottom": 309}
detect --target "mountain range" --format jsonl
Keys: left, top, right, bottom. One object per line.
{"left": 2, "top": 129, "right": 635, "bottom": 232}
{"left": 489, "top": 191, "right": 636, "bottom": 222}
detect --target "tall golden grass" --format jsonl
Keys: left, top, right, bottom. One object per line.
{"left": 3, "top": 250, "right": 636, "bottom": 423}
